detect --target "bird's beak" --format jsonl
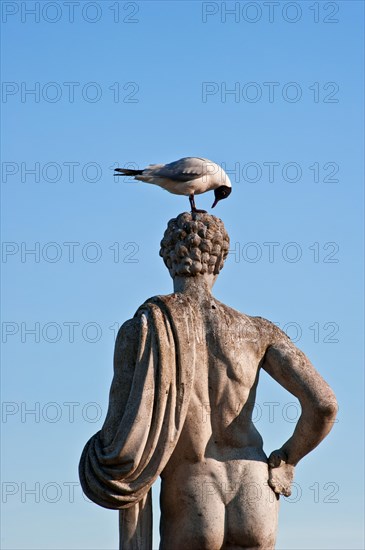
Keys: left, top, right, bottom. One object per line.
{"left": 212, "top": 198, "right": 219, "bottom": 208}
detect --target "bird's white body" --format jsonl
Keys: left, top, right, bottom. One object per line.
{"left": 133, "top": 157, "right": 231, "bottom": 196}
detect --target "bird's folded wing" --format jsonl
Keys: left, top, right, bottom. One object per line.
{"left": 149, "top": 157, "right": 209, "bottom": 181}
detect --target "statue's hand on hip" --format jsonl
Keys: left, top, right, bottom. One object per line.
{"left": 268, "top": 449, "right": 295, "bottom": 497}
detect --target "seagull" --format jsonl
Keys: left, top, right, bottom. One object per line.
{"left": 114, "top": 157, "right": 232, "bottom": 213}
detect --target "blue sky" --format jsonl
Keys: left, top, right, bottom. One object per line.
{"left": 1, "top": 1, "right": 364, "bottom": 548}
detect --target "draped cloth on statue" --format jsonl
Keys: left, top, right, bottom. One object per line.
{"left": 79, "top": 294, "right": 201, "bottom": 549}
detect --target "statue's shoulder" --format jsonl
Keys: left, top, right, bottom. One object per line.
{"left": 115, "top": 317, "right": 140, "bottom": 346}
{"left": 214, "top": 299, "right": 250, "bottom": 321}
{"left": 138, "top": 293, "right": 195, "bottom": 312}
{"left": 249, "top": 314, "right": 291, "bottom": 343}
{"left": 214, "top": 299, "right": 290, "bottom": 342}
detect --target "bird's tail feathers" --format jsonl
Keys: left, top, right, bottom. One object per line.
{"left": 114, "top": 168, "right": 144, "bottom": 176}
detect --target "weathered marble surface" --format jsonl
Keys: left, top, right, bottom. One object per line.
{"left": 79, "top": 212, "right": 337, "bottom": 550}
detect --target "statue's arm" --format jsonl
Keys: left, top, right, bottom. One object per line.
{"left": 99, "top": 317, "right": 140, "bottom": 447}
{"left": 261, "top": 336, "right": 337, "bottom": 495}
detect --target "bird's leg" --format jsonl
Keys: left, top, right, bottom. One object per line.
{"left": 189, "top": 194, "right": 196, "bottom": 211}
{"left": 189, "top": 194, "right": 207, "bottom": 214}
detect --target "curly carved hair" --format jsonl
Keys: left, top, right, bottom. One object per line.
{"left": 159, "top": 212, "right": 230, "bottom": 277}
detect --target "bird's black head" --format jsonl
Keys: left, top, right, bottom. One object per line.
{"left": 212, "top": 186, "right": 232, "bottom": 208}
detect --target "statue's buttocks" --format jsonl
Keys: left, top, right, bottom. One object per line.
{"left": 160, "top": 457, "right": 278, "bottom": 550}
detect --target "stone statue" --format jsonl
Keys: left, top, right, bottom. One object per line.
{"left": 79, "top": 212, "right": 337, "bottom": 550}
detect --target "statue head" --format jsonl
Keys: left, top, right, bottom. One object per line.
{"left": 159, "top": 212, "right": 230, "bottom": 279}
